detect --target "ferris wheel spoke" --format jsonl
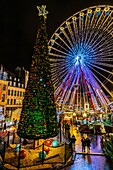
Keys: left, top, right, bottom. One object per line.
{"left": 85, "top": 28, "right": 112, "bottom": 53}
{"left": 98, "top": 8, "right": 113, "bottom": 30}
{"left": 86, "top": 62, "right": 113, "bottom": 75}
{"left": 91, "top": 34, "right": 113, "bottom": 53}
{"left": 72, "top": 17, "right": 80, "bottom": 50}
{"left": 85, "top": 67, "right": 110, "bottom": 106}
{"left": 85, "top": 79, "right": 99, "bottom": 109}
{"left": 52, "top": 34, "right": 73, "bottom": 52}
{"left": 48, "top": 43, "right": 69, "bottom": 55}
{"left": 86, "top": 67, "right": 103, "bottom": 107}
{"left": 83, "top": 8, "right": 102, "bottom": 47}
{"left": 84, "top": 17, "right": 113, "bottom": 51}
{"left": 92, "top": 52, "right": 113, "bottom": 60}
{"left": 89, "top": 68, "right": 113, "bottom": 98}
{"left": 59, "top": 27, "right": 75, "bottom": 49}
{"left": 86, "top": 63, "right": 113, "bottom": 85}
{"left": 89, "top": 56, "right": 113, "bottom": 61}
{"left": 90, "top": 61, "right": 113, "bottom": 68}
{"left": 65, "top": 21, "right": 77, "bottom": 46}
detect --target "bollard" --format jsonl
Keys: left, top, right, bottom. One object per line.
{"left": 12, "top": 130, "right": 15, "bottom": 144}
{"left": 59, "top": 120, "right": 62, "bottom": 143}
{"left": 7, "top": 131, "right": 10, "bottom": 147}
{"left": 42, "top": 143, "right": 44, "bottom": 165}
{"left": 18, "top": 145, "right": 21, "bottom": 170}
{"left": 64, "top": 142, "right": 66, "bottom": 164}
{"left": 3, "top": 141, "right": 6, "bottom": 162}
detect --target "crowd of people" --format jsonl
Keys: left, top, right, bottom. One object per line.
{"left": 62, "top": 120, "right": 92, "bottom": 153}
{"left": 81, "top": 136, "right": 91, "bottom": 153}
{"left": 68, "top": 134, "right": 91, "bottom": 153}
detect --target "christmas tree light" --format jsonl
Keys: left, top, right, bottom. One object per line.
{"left": 17, "top": 5, "right": 58, "bottom": 139}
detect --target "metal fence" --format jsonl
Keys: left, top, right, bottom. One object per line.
{"left": 0, "top": 130, "right": 73, "bottom": 169}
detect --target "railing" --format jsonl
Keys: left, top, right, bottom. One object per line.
{"left": 0, "top": 129, "right": 73, "bottom": 170}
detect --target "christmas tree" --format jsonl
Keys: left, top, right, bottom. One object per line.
{"left": 17, "top": 5, "right": 58, "bottom": 140}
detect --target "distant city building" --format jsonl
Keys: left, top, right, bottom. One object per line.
{"left": 0, "top": 65, "right": 29, "bottom": 121}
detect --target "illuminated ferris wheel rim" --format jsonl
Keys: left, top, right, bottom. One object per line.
{"left": 48, "top": 5, "right": 113, "bottom": 42}
{"left": 48, "top": 5, "right": 113, "bottom": 66}
{"left": 48, "top": 5, "right": 113, "bottom": 111}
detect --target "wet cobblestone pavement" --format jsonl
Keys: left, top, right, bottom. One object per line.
{"left": 63, "top": 154, "right": 113, "bottom": 170}
{"left": 62, "top": 125, "right": 113, "bottom": 170}
{"left": 1, "top": 124, "right": 113, "bottom": 169}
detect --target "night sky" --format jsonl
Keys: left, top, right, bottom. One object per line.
{"left": 0, "top": 0, "right": 113, "bottom": 72}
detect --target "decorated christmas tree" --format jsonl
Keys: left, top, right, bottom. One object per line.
{"left": 17, "top": 5, "right": 58, "bottom": 140}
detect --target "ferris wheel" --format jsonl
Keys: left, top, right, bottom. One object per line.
{"left": 48, "top": 5, "right": 113, "bottom": 112}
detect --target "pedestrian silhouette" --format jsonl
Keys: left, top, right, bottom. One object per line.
{"left": 85, "top": 137, "right": 91, "bottom": 153}
{"left": 76, "top": 125, "right": 79, "bottom": 133}
{"left": 68, "top": 132, "right": 71, "bottom": 141}
{"left": 3, "top": 121, "right": 6, "bottom": 132}
{"left": 71, "top": 134, "right": 76, "bottom": 151}
{"left": 81, "top": 136, "right": 86, "bottom": 152}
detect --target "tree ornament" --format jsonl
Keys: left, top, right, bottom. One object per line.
{"left": 19, "top": 150, "right": 26, "bottom": 159}
{"left": 45, "top": 139, "right": 52, "bottom": 146}
{"left": 14, "top": 144, "right": 21, "bottom": 152}
{"left": 39, "top": 151, "right": 46, "bottom": 159}
{"left": 44, "top": 145, "right": 50, "bottom": 154}
{"left": 37, "top": 5, "right": 48, "bottom": 19}
{"left": 52, "top": 140, "right": 58, "bottom": 147}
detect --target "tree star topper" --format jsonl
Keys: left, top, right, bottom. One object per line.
{"left": 37, "top": 5, "right": 48, "bottom": 18}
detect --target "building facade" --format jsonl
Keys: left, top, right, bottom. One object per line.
{"left": 0, "top": 65, "right": 28, "bottom": 121}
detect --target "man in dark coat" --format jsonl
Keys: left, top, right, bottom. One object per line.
{"left": 3, "top": 121, "right": 6, "bottom": 132}
{"left": 81, "top": 137, "right": 86, "bottom": 152}
{"left": 85, "top": 137, "right": 91, "bottom": 153}
{"left": 71, "top": 134, "right": 76, "bottom": 151}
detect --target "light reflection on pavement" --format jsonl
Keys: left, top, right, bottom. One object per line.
{"left": 62, "top": 154, "right": 113, "bottom": 170}
{"left": 62, "top": 125, "right": 113, "bottom": 170}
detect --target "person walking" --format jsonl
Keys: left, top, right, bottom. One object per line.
{"left": 76, "top": 125, "right": 79, "bottom": 133}
{"left": 85, "top": 137, "right": 91, "bottom": 153}
{"left": 3, "top": 121, "right": 6, "bottom": 132}
{"left": 81, "top": 136, "right": 86, "bottom": 152}
{"left": 68, "top": 131, "right": 71, "bottom": 142}
{"left": 70, "top": 118, "right": 72, "bottom": 125}
{"left": 71, "top": 134, "right": 76, "bottom": 151}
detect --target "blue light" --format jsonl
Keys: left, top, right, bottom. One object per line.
{"left": 88, "top": 13, "right": 92, "bottom": 17}
{"left": 105, "top": 11, "right": 110, "bottom": 16}
{"left": 96, "top": 11, "right": 101, "bottom": 16}
{"left": 76, "top": 56, "right": 80, "bottom": 61}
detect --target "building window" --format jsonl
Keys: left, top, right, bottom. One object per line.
{"left": 14, "top": 99, "right": 16, "bottom": 105}
{"left": 16, "top": 100, "right": 19, "bottom": 104}
{"left": 8, "top": 90, "right": 10, "bottom": 95}
{"left": 11, "top": 99, "right": 13, "bottom": 105}
{"left": 20, "top": 91, "right": 22, "bottom": 97}
{"left": 7, "top": 99, "right": 9, "bottom": 104}
{"left": 17, "top": 91, "right": 19, "bottom": 96}
{"left": 13, "top": 82, "right": 16, "bottom": 87}
{"left": 11, "top": 90, "right": 13, "bottom": 96}
{"left": 14, "top": 90, "right": 16, "bottom": 96}
{"left": 2, "top": 94, "right": 5, "bottom": 102}
{"left": 9, "top": 81, "right": 12, "bottom": 86}
{"left": 20, "top": 100, "right": 22, "bottom": 104}
{"left": 2, "top": 84, "right": 6, "bottom": 91}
